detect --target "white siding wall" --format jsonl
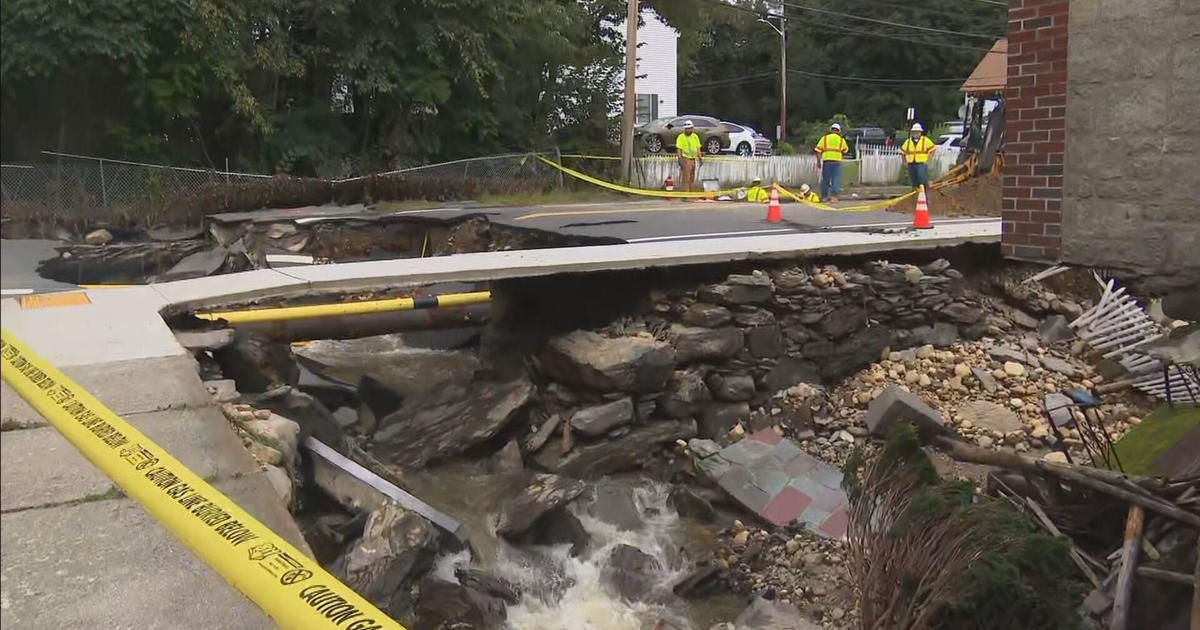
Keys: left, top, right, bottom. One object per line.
{"left": 616, "top": 9, "right": 678, "bottom": 121}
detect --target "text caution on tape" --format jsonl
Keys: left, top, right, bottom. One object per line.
{"left": 0, "top": 329, "right": 405, "bottom": 630}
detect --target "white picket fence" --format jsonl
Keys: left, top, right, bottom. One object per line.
{"left": 857, "top": 144, "right": 959, "bottom": 185}
{"left": 632, "top": 155, "right": 820, "bottom": 189}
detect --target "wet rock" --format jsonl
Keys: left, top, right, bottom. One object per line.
{"left": 971, "top": 367, "right": 999, "bottom": 393}
{"left": 250, "top": 387, "right": 345, "bottom": 447}
{"left": 374, "top": 376, "right": 535, "bottom": 468}
{"left": 659, "top": 369, "right": 712, "bottom": 419}
{"left": 496, "top": 474, "right": 587, "bottom": 539}
{"left": 335, "top": 502, "right": 439, "bottom": 619}
{"left": 239, "top": 413, "right": 301, "bottom": 465}
{"left": 734, "top": 596, "right": 819, "bottom": 629}
{"left": 587, "top": 481, "right": 642, "bottom": 531}
{"left": 762, "top": 358, "right": 820, "bottom": 393}
{"left": 556, "top": 420, "right": 697, "bottom": 478}
{"left": 682, "top": 303, "right": 734, "bottom": 328}
{"left": 865, "top": 385, "right": 945, "bottom": 437}
{"left": 672, "top": 325, "right": 745, "bottom": 363}
{"left": 1038, "top": 315, "right": 1074, "bottom": 344}
{"left": 958, "top": 400, "right": 1021, "bottom": 434}
{"left": 174, "top": 328, "right": 235, "bottom": 352}
{"left": 490, "top": 440, "right": 524, "bottom": 474}
{"left": 604, "top": 544, "right": 663, "bottom": 602}
{"left": 415, "top": 577, "right": 506, "bottom": 630}
{"left": 745, "top": 325, "right": 784, "bottom": 358}
{"left": 819, "top": 325, "right": 892, "bottom": 381}
{"left": 525, "top": 412, "right": 562, "bottom": 453}
{"left": 673, "top": 563, "right": 724, "bottom": 599}
{"left": 295, "top": 334, "right": 479, "bottom": 399}
{"left": 1039, "top": 355, "right": 1079, "bottom": 378}
{"left": 454, "top": 568, "right": 521, "bottom": 606}
{"left": 570, "top": 398, "right": 634, "bottom": 437}
{"left": 357, "top": 374, "right": 404, "bottom": 436}
{"left": 819, "top": 305, "right": 866, "bottom": 339}
{"left": 699, "top": 402, "right": 751, "bottom": 439}
{"left": 85, "top": 228, "right": 114, "bottom": 245}
{"left": 688, "top": 438, "right": 722, "bottom": 458}
{"left": 527, "top": 506, "right": 590, "bottom": 556}
{"left": 707, "top": 374, "right": 757, "bottom": 402}
{"left": 669, "top": 485, "right": 716, "bottom": 521}
{"left": 700, "top": 274, "right": 774, "bottom": 306}
{"left": 734, "top": 308, "right": 776, "bottom": 328}
{"left": 912, "top": 322, "right": 959, "bottom": 347}
{"left": 213, "top": 331, "right": 300, "bottom": 393}
{"left": 541, "top": 331, "right": 676, "bottom": 393}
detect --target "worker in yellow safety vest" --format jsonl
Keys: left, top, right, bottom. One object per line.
{"left": 900, "top": 122, "right": 937, "bottom": 190}
{"left": 813, "top": 123, "right": 849, "bottom": 202}
{"left": 745, "top": 177, "right": 770, "bottom": 203}
{"left": 799, "top": 183, "right": 821, "bottom": 204}
{"left": 675, "top": 120, "right": 703, "bottom": 193}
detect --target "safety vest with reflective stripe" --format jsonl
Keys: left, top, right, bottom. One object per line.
{"left": 802, "top": 191, "right": 821, "bottom": 203}
{"left": 815, "top": 133, "right": 848, "bottom": 161}
{"left": 902, "top": 135, "right": 936, "bottom": 164}
{"left": 676, "top": 132, "right": 702, "bottom": 159}
{"left": 746, "top": 186, "right": 770, "bottom": 203}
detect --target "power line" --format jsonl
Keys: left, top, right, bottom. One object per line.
{"left": 776, "top": 0, "right": 1002, "bottom": 41}
{"left": 785, "top": 68, "right": 975, "bottom": 84}
{"left": 680, "top": 72, "right": 778, "bottom": 90}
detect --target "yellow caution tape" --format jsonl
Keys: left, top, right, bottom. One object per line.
{"left": 560, "top": 153, "right": 772, "bottom": 163}
{"left": 535, "top": 155, "right": 745, "bottom": 198}
{"left": 0, "top": 329, "right": 405, "bottom": 630}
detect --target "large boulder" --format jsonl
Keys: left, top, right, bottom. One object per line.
{"left": 699, "top": 274, "right": 774, "bottom": 306}
{"left": 958, "top": 400, "right": 1021, "bottom": 434}
{"left": 658, "top": 369, "right": 713, "bottom": 419}
{"left": 603, "top": 544, "right": 662, "bottom": 602}
{"left": 415, "top": 578, "right": 506, "bottom": 630}
{"left": 707, "top": 373, "right": 756, "bottom": 402}
{"left": 570, "top": 398, "right": 634, "bottom": 437}
{"left": 526, "top": 506, "right": 590, "bottom": 556}
{"left": 681, "top": 303, "right": 733, "bottom": 328}
{"left": 496, "top": 474, "right": 587, "bottom": 539}
{"left": 454, "top": 568, "right": 520, "bottom": 606}
{"left": 295, "top": 334, "right": 479, "bottom": 399}
{"left": 819, "top": 304, "right": 867, "bottom": 339}
{"left": 238, "top": 413, "right": 300, "bottom": 466}
{"left": 556, "top": 420, "right": 697, "bottom": 478}
{"left": 334, "top": 502, "right": 439, "bottom": 619}
{"left": 761, "top": 358, "right": 821, "bottom": 393}
{"left": 864, "top": 385, "right": 946, "bottom": 437}
{"left": 541, "top": 331, "right": 676, "bottom": 393}
{"left": 585, "top": 481, "right": 642, "bottom": 531}
{"left": 671, "top": 325, "right": 744, "bottom": 363}
{"left": 699, "top": 402, "right": 750, "bottom": 439}
{"left": 668, "top": 485, "right": 715, "bottom": 521}
{"left": 373, "top": 376, "right": 535, "bottom": 468}
{"left": 213, "top": 331, "right": 299, "bottom": 393}
{"left": 819, "top": 325, "right": 892, "bottom": 381}
{"left": 745, "top": 325, "right": 784, "bottom": 358}
{"left": 250, "top": 387, "right": 345, "bottom": 447}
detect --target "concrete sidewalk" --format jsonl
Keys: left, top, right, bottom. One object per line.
{"left": 1, "top": 309, "right": 307, "bottom": 629}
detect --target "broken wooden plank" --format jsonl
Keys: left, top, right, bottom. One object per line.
{"left": 1134, "top": 566, "right": 1196, "bottom": 586}
{"left": 1110, "top": 505, "right": 1144, "bottom": 630}
{"left": 1026, "top": 497, "right": 1101, "bottom": 587}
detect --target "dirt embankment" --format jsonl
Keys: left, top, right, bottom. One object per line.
{"left": 887, "top": 168, "right": 1001, "bottom": 217}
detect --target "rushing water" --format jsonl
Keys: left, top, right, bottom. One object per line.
{"left": 419, "top": 475, "right": 743, "bottom": 630}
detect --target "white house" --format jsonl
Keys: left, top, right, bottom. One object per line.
{"left": 617, "top": 9, "right": 679, "bottom": 125}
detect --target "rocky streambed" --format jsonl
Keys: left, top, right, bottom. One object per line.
{"left": 175, "top": 255, "right": 1153, "bottom": 629}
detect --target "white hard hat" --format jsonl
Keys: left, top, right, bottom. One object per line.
{"left": 830, "top": 122, "right": 842, "bottom": 131}
{"left": 911, "top": 123, "right": 924, "bottom": 132}
{"left": 800, "top": 183, "right": 811, "bottom": 193}
{"left": 752, "top": 176, "right": 762, "bottom": 183}
{"left": 683, "top": 120, "right": 695, "bottom": 128}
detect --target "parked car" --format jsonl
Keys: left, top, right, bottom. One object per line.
{"left": 721, "top": 122, "right": 773, "bottom": 157}
{"left": 939, "top": 120, "right": 966, "bottom": 135}
{"left": 934, "top": 133, "right": 965, "bottom": 160}
{"left": 843, "top": 126, "right": 889, "bottom": 158}
{"left": 636, "top": 115, "right": 730, "bottom": 155}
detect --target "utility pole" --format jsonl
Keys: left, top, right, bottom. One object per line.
{"left": 620, "top": 0, "right": 638, "bottom": 184}
{"left": 760, "top": 8, "right": 786, "bottom": 141}
{"left": 779, "top": 5, "right": 786, "bottom": 142}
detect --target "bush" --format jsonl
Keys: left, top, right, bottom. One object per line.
{"left": 775, "top": 141, "right": 797, "bottom": 156}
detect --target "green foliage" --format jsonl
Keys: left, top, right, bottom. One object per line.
{"left": 1111, "top": 404, "right": 1200, "bottom": 475}
{"left": 775, "top": 141, "right": 797, "bottom": 156}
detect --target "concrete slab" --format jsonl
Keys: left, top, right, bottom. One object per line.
{"left": 0, "top": 472, "right": 307, "bottom": 630}
{"left": 2, "top": 355, "right": 211, "bottom": 428}
{"left": 150, "top": 269, "right": 308, "bottom": 314}
{"left": 1, "top": 406, "right": 258, "bottom": 512}
{"left": 0, "top": 287, "right": 178, "bottom": 367}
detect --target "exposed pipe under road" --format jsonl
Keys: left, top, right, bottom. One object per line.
{"left": 194, "top": 290, "right": 492, "bottom": 324}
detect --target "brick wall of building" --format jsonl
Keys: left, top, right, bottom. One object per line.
{"left": 1001, "top": 0, "right": 1070, "bottom": 262}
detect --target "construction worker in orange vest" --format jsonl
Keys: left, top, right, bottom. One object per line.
{"left": 900, "top": 122, "right": 937, "bottom": 190}
{"left": 814, "top": 123, "right": 849, "bottom": 202}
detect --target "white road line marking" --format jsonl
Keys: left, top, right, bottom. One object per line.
{"left": 628, "top": 228, "right": 796, "bottom": 243}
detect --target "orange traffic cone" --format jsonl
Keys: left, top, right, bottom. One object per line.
{"left": 665, "top": 176, "right": 675, "bottom": 202}
{"left": 766, "top": 186, "right": 782, "bottom": 223}
{"left": 912, "top": 185, "right": 933, "bottom": 229}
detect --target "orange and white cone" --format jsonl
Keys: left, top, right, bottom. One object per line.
{"left": 766, "top": 186, "right": 782, "bottom": 223}
{"left": 912, "top": 185, "right": 933, "bottom": 229}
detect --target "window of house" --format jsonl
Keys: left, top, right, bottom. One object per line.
{"left": 636, "top": 94, "right": 658, "bottom": 126}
